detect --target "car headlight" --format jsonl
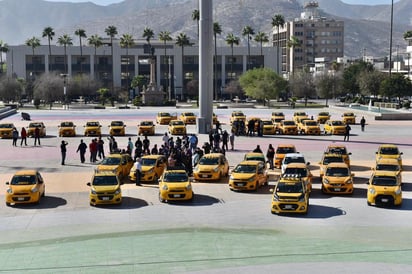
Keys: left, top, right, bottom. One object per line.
{"left": 273, "top": 193, "right": 279, "bottom": 201}
{"left": 112, "top": 168, "right": 118, "bottom": 173}
{"left": 298, "top": 194, "right": 305, "bottom": 202}
{"left": 162, "top": 184, "right": 168, "bottom": 190}
{"left": 229, "top": 175, "right": 235, "bottom": 180}
{"left": 395, "top": 187, "right": 401, "bottom": 195}
{"left": 397, "top": 156, "right": 402, "bottom": 161}
{"left": 194, "top": 166, "right": 199, "bottom": 172}
{"left": 31, "top": 187, "right": 39, "bottom": 193}
{"left": 323, "top": 178, "right": 329, "bottom": 184}
{"left": 344, "top": 178, "right": 352, "bottom": 184}
{"left": 368, "top": 187, "right": 376, "bottom": 195}
{"left": 248, "top": 175, "right": 256, "bottom": 182}
{"left": 7, "top": 188, "right": 13, "bottom": 194}
{"left": 213, "top": 167, "right": 219, "bottom": 172}
{"left": 91, "top": 188, "right": 97, "bottom": 194}
{"left": 148, "top": 167, "right": 154, "bottom": 173}
{"left": 186, "top": 184, "right": 192, "bottom": 190}
{"left": 114, "top": 188, "right": 121, "bottom": 195}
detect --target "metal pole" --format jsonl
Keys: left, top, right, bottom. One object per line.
{"left": 389, "top": 0, "right": 394, "bottom": 77}
{"left": 168, "top": 56, "right": 172, "bottom": 101}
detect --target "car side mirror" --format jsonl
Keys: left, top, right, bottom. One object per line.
{"left": 269, "top": 188, "right": 274, "bottom": 193}
{"left": 400, "top": 152, "right": 403, "bottom": 155}
{"left": 87, "top": 182, "right": 91, "bottom": 186}
{"left": 351, "top": 173, "right": 355, "bottom": 177}
{"left": 306, "top": 162, "right": 310, "bottom": 166}
{"left": 348, "top": 152, "right": 352, "bottom": 155}
{"left": 375, "top": 152, "right": 378, "bottom": 154}
{"left": 5, "top": 182, "right": 9, "bottom": 185}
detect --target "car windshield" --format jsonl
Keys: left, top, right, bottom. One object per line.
{"left": 61, "top": 122, "right": 73, "bottom": 127}
{"left": 283, "top": 121, "right": 295, "bottom": 126}
{"left": 101, "top": 157, "right": 121, "bottom": 165}
{"left": 322, "top": 156, "right": 344, "bottom": 165}
{"left": 326, "top": 167, "right": 349, "bottom": 176}
{"left": 11, "top": 175, "right": 36, "bottom": 185}
{"left": 319, "top": 112, "right": 329, "bottom": 116}
{"left": 273, "top": 118, "right": 283, "bottom": 123}
{"left": 305, "top": 121, "right": 317, "bottom": 126}
{"left": 92, "top": 176, "right": 118, "bottom": 186}
{"left": 277, "top": 147, "right": 296, "bottom": 154}
{"left": 172, "top": 121, "right": 184, "bottom": 125}
{"left": 328, "top": 147, "right": 347, "bottom": 154}
{"left": 272, "top": 112, "right": 284, "bottom": 116}
{"left": 141, "top": 158, "right": 156, "bottom": 166}
{"left": 332, "top": 121, "right": 343, "bottom": 126}
{"left": 234, "top": 112, "right": 244, "bottom": 117}
{"left": 284, "top": 157, "right": 305, "bottom": 165}
{"left": 276, "top": 183, "right": 303, "bottom": 193}
{"left": 284, "top": 168, "right": 307, "bottom": 177}
{"left": 141, "top": 121, "right": 153, "bottom": 126}
{"left": 371, "top": 175, "right": 397, "bottom": 186}
{"left": 379, "top": 147, "right": 399, "bottom": 155}
{"left": 263, "top": 121, "right": 272, "bottom": 125}
{"left": 199, "top": 157, "right": 219, "bottom": 165}
{"left": 295, "top": 112, "right": 306, "bottom": 116}
{"left": 29, "top": 123, "right": 42, "bottom": 127}
{"left": 163, "top": 172, "right": 188, "bottom": 182}
{"left": 233, "top": 164, "right": 256, "bottom": 173}
{"left": 111, "top": 121, "right": 123, "bottom": 126}
{"left": 344, "top": 113, "right": 354, "bottom": 117}
{"left": 376, "top": 164, "right": 400, "bottom": 171}
{"left": 159, "top": 112, "right": 170, "bottom": 117}
{"left": 0, "top": 124, "right": 13, "bottom": 128}
{"left": 246, "top": 156, "right": 265, "bottom": 162}
{"left": 184, "top": 113, "right": 195, "bottom": 116}
{"left": 87, "top": 122, "right": 99, "bottom": 127}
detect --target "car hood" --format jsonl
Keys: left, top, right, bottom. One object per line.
{"left": 97, "top": 165, "right": 118, "bottom": 171}
{"left": 231, "top": 172, "right": 255, "bottom": 180}
{"left": 276, "top": 192, "right": 302, "bottom": 199}
{"left": 197, "top": 164, "right": 219, "bottom": 171}
{"left": 9, "top": 185, "right": 37, "bottom": 192}
{"left": 162, "top": 182, "right": 190, "bottom": 188}
{"left": 92, "top": 185, "right": 120, "bottom": 192}
{"left": 323, "top": 176, "right": 351, "bottom": 184}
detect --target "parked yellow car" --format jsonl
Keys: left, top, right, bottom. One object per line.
{"left": 27, "top": 122, "right": 46, "bottom": 137}
{"left": 158, "top": 167, "right": 193, "bottom": 202}
{"left": 138, "top": 120, "right": 155, "bottom": 136}
{"left": 274, "top": 144, "right": 297, "bottom": 169}
{"left": 168, "top": 120, "right": 187, "bottom": 135}
{"left": 319, "top": 153, "right": 345, "bottom": 177}
{"left": 325, "top": 144, "right": 351, "bottom": 167}
{"left": 271, "top": 175, "right": 309, "bottom": 215}
{"left": 271, "top": 112, "right": 285, "bottom": 123}
{"left": 373, "top": 158, "right": 402, "bottom": 181}
{"left": 96, "top": 153, "right": 134, "bottom": 179}
{"left": 293, "top": 111, "right": 308, "bottom": 123}
{"left": 324, "top": 120, "right": 346, "bottom": 135}
{"left": 84, "top": 121, "right": 101, "bottom": 136}
{"left": 193, "top": 153, "right": 229, "bottom": 181}
{"left": 317, "top": 112, "right": 330, "bottom": 124}
{"left": 244, "top": 152, "right": 265, "bottom": 163}
{"left": 156, "top": 112, "right": 177, "bottom": 125}
{"left": 58, "top": 121, "right": 76, "bottom": 137}
{"left": 229, "top": 160, "right": 268, "bottom": 191}
{"left": 108, "top": 121, "right": 126, "bottom": 136}
{"left": 129, "top": 154, "right": 167, "bottom": 183}
{"left": 5, "top": 170, "right": 45, "bottom": 206}
{"left": 367, "top": 170, "right": 402, "bottom": 207}
{"left": 299, "top": 119, "right": 320, "bottom": 135}
{"left": 375, "top": 144, "right": 403, "bottom": 167}
{"left": 342, "top": 112, "right": 356, "bottom": 124}
{"left": 180, "top": 112, "right": 197, "bottom": 124}
{"left": 87, "top": 172, "right": 122, "bottom": 206}
{"left": 321, "top": 162, "right": 354, "bottom": 195}
{"left": 0, "top": 123, "right": 15, "bottom": 138}
{"left": 230, "top": 111, "right": 246, "bottom": 125}
{"left": 278, "top": 120, "right": 298, "bottom": 135}
{"left": 262, "top": 119, "right": 276, "bottom": 135}
{"left": 282, "top": 162, "right": 313, "bottom": 192}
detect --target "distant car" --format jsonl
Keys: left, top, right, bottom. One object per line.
{"left": 271, "top": 175, "right": 309, "bottom": 215}
{"left": 324, "top": 144, "right": 351, "bottom": 167}
{"left": 87, "top": 172, "right": 122, "bottom": 206}
{"left": 84, "top": 121, "right": 102, "bottom": 136}
{"left": 230, "top": 111, "right": 246, "bottom": 125}
{"left": 367, "top": 170, "right": 402, "bottom": 207}
{"left": 168, "top": 120, "right": 187, "bottom": 135}
{"left": 321, "top": 162, "right": 354, "bottom": 195}
{"left": 324, "top": 120, "right": 346, "bottom": 135}
{"left": 244, "top": 152, "right": 265, "bottom": 163}
{"left": 27, "top": 122, "right": 46, "bottom": 137}
{"left": 317, "top": 112, "right": 331, "bottom": 124}
{"left": 180, "top": 112, "right": 197, "bottom": 124}
{"left": 158, "top": 167, "right": 193, "bottom": 203}
{"left": 342, "top": 112, "right": 356, "bottom": 124}
{"left": 293, "top": 111, "right": 308, "bottom": 123}
{"left": 319, "top": 153, "right": 345, "bottom": 177}
{"left": 5, "top": 170, "right": 45, "bottom": 206}
{"left": 96, "top": 153, "right": 134, "bottom": 179}
{"left": 271, "top": 112, "right": 285, "bottom": 123}
{"left": 138, "top": 120, "right": 155, "bottom": 136}
{"left": 0, "top": 123, "right": 15, "bottom": 138}
{"left": 278, "top": 120, "right": 298, "bottom": 135}
{"left": 375, "top": 144, "right": 403, "bottom": 167}
{"left": 129, "top": 154, "right": 167, "bottom": 183}
{"left": 299, "top": 119, "right": 320, "bottom": 135}
{"left": 262, "top": 119, "right": 276, "bottom": 135}
{"left": 373, "top": 158, "right": 402, "bottom": 181}
{"left": 58, "top": 121, "right": 76, "bottom": 137}
{"left": 193, "top": 153, "right": 229, "bottom": 181}
{"left": 274, "top": 144, "right": 297, "bottom": 169}
{"left": 156, "top": 112, "right": 177, "bottom": 125}
{"left": 108, "top": 121, "right": 126, "bottom": 136}
{"left": 229, "top": 160, "right": 268, "bottom": 191}
{"left": 281, "top": 153, "right": 309, "bottom": 175}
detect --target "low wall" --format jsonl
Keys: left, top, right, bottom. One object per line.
{"left": 375, "top": 112, "right": 412, "bottom": 120}
{"left": 0, "top": 107, "right": 17, "bottom": 120}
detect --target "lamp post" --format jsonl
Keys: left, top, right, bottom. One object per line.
{"left": 168, "top": 56, "right": 172, "bottom": 101}
{"left": 60, "top": 73, "right": 68, "bottom": 109}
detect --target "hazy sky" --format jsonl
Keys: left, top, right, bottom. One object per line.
{"left": 40, "top": 0, "right": 401, "bottom": 6}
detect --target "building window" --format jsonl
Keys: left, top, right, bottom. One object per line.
{"left": 184, "top": 56, "right": 195, "bottom": 64}
{"left": 55, "top": 57, "right": 65, "bottom": 64}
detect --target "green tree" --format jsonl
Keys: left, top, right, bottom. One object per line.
{"left": 25, "top": 36, "right": 41, "bottom": 73}
{"left": 131, "top": 74, "right": 147, "bottom": 97}
{"left": 175, "top": 33, "right": 192, "bottom": 98}
{"left": 380, "top": 73, "right": 412, "bottom": 102}
{"left": 315, "top": 72, "right": 335, "bottom": 106}
{"left": 0, "top": 40, "right": 9, "bottom": 74}
{"left": 239, "top": 67, "right": 287, "bottom": 102}
{"left": 225, "top": 33, "right": 240, "bottom": 81}
{"left": 192, "top": 9, "right": 200, "bottom": 39}
{"left": 120, "top": 33, "right": 135, "bottom": 95}
{"left": 142, "top": 27, "right": 155, "bottom": 47}
{"left": 213, "top": 22, "right": 222, "bottom": 100}
{"left": 104, "top": 25, "right": 118, "bottom": 92}
{"left": 289, "top": 68, "right": 316, "bottom": 107}
{"left": 357, "top": 70, "right": 385, "bottom": 99}
{"left": 68, "top": 74, "right": 101, "bottom": 102}
{"left": 0, "top": 76, "right": 23, "bottom": 102}
{"left": 74, "top": 28, "right": 87, "bottom": 74}
{"left": 254, "top": 31, "right": 269, "bottom": 60}
{"left": 271, "top": 14, "right": 285, "bottom": 74}
{"left": 287, "top": 36, "right": 301, "bottom": 76}
{"left": 403, "top": 30, "right": 412, "bottom": 40}
{"left": 242, "top": 25, "right": 255, "bottom": 70}
{"left": 98, "top": 87, "right": 110, "bottom": 106}
{"left": 159, "top": 31, "right": 173, "bottom": 99}
{"left": 87, "top": 34, "right": 103, "bottom": 79}
{"left": 33, "top": 72, "right": 63, "bottom": 109}
{"left": 57, "top": 34, "right": 73, "bottom": 74}
{"left": 42, "top": 26, "right": 55, "bottom": 70}
{"left": 342, "top": 61, "right": 374, "bottom": 99}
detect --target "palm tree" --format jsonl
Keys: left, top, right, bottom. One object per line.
{"left": 286, "top": 36, "right": 301, "bottom": 76}
{"left": 404, "top": 30, "right": 412, "bottom": 76}
{"left": 74, "top": 28, "right": 87, "bottom": 74}
{"left": 57, "top": 34, "right": 73, "bottom": 74}
{"left": 42, "top": 26, "right": 55, "bottom": 71}
{"left": 175, "top": 33, "right": 192, "bottom": 99}
{"left": 105, "top": 25, "right": 118, "bottom": 92}
{"left": 0, "top": 40, "right": 9, "bottom": 74}
{"left": 25, "top": 36, "right": 41, "bottom": 73}
{"left": 192, "top": 9, "right": 200, "bottom": 39}
{"left": 120, "top": 33, "right": 135, "bottom": 93}
{"left": 87, "top": 34, "right": 103, "bottom": 79}
{"left": 254, "top": 31, "right": 269, "bottom": 65}
{"left": 242, "top": 25, "right": 255, "bottom": 70}
{"left": 225, "top": 33, "right": 240, "bottom": 80}
{"left": 142, "top": 27, "right": 155, "bottom": 53}
{"left": 213, "top": 22, "right": 222, "bottom": 100}
{"left": 271, "top": 14, "right": 285, "bottom": 74}
{"left": 159, "top": 30, "right": 173, "bottom": 99}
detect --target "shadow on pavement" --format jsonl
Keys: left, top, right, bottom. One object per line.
{"left": 9, "top": 196, "right": 67, "bottom": 209}
{"left": 166, "top": 194, "right": 220, "bottom": 206}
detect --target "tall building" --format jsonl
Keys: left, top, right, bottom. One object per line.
{"left": 273, "top": 1, "right": 344, "bottom": 77}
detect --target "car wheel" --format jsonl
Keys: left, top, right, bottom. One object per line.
{"left": 41, "top": 190, "right": 45, "bottom": 197}
{"left": 159, "top": 193, "right": 165, "bottom": 203}
{"left": 6, "top": 202, "right": 11, "bottom": 207}
{"left": 321, "top": 184, "right": 326, "bottom": 194}
{"left": 367, "top": 201, "right": 372, "bottom": 206}
{"left": 253, "top": 182, "right": 258, "bottom": 191}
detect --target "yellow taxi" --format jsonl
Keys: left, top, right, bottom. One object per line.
{"left": 373, "top": 158, "right": 402, "bottom": 181}
{"left": 96, "top": 153, "right": 134, "bottom": 179}
{"left": 278, "top": 120, "right": 298, "bottom": 135}
{"left": 158, "top": 167, "right": 193, "bottom": 202}
{"left": 375, "top": 144, "right": 403, "bottom": 167}
{"left": 168, "top": 120, "right": 187, "bottom": 135}
{"left": 274, "top": 144, "right": 297, "bottom": 169}
{"left": 293, "top": 111, "right": 308, "bottom": 123}
{"left": 5, "top": 170, "right": 45, "bottom": 206}
{"left": 317, "top": 112, "right": 331, "bottom": 124}
{"left": 244, "top": 152, "right": 265, "bottom": 163}
{"left": 87, "top": 172, "right": 122, "bottom": 206}
{"left": 84, "top": 121, "right": 102, "bottom": 136}
{"left": 299, "top": 119, "right": 320, "bottom": 135}
{"left": 27, "top": 122, "right": 46, "bottom": 137}
{"left": 271, "top": 175, "right": 309, "bottom": 215}
{"left": 324, "top": 120, "right": 346, "bottom": 135}
{"left": 58, "top": 121, "right": 76, "bottom": 137}
{"left": 229, "top": 160, "right": 268, "bottom": 191}
{"left": 342, "top": 112, "right": 356, "bottom": 124}
{"left": 180, "top": 112, "right": 197, "bottom": 124}
{"left": 156, "top": 112, "right": 177, "bottom": 125}
{"left": 325, "top": 144, "right": 351, "bottom": 167}
{"left": 318, "top": 153, "right": 345, "bottom": 177}
{"left": 283, "top": 162, "right": 313, "bottom": 192}
{"left": 321, "top": 162, "right": 354, "bottom": 195}
{"left": 193, "top": 153, "right": 229, "bottom": 181}
{"left": 262, "top": 119, "right": 276, "bottom": 135}
{"left": 367, "top": 170, "right": 402, "bottom": 207}
{"left": 138, "top": 120, "right": 155, "bottom": 136}
{"left": 0, "top": 123, "right": 15, "bottom": 138}
{"left": 271, "top": 112, "right": 285, "bottom": 123}
{"left": 129, "top": 154, "right": 167, "bottom": 183}
{"left": 230, "top": 111, "right": 246, "bottom": 125}
{"left": 108, "top": 121, "right": 126, "bottom": 136}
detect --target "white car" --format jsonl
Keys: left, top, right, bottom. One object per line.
{"left": 281, "top": 153, "right": 310, "bottom": 175}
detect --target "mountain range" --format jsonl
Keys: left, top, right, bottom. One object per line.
{"left": 0, "top": 0, "right": 411, "bottom": 58}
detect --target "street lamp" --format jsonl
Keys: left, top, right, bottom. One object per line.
{"left": 168, "top": 56, "right": 172, "bottom": 101}
{"left": 60, "top": 73, "right": 69, "bottom": 109}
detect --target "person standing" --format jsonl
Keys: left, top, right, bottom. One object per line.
{"left": 12, "top": 127, "right": 18, "bottom": 146}
{"left": 222, "top": 130, "right": 229, "bottom": 151}
{"left": 60, "top": 140, "right": 68, "bottom": 165}
{"left": 134, "top": 158, "right": 142, "bottom": 186}
{"left": 97, "top": 137, "right": 105, "bottom": 159}
{"left": 266, "top": 144, "right": 275, "bottom": 170}
{"left": 344, "top": 123, "right": 351, "bottom": 142}
{"left": 229, "top": 130, "right": 235, "bottom": 151}
{"left": 127, "top": 137, "right": 134, "bottom": 155}
{"left": 20, "top": 127, "right": 27, "bottom": 146}
{"left": 76, "top": 139, "right": 87, "bottom": 163}
{"left": 89, "top": 139, "right": 98, "bottom": 163}
{"left": 34, "top": 126, "right": 41, "bottom": 146}
{"left": 360, "top": 116, "right": 366, "bottom": 132}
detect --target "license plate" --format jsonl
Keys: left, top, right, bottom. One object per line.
{"left": 237, "top": 183, "right": 245, "bottom": 186}
{"left": 173, "top": 194, "right": 181, "bottom": 198}
{"left": 102, "top": 197, "right": 110, "bottom": 201}
{"left": 18, "top": 197, "right": 25, "bottom": 201}
{"left": 201, "top": 174, "right": 208, "bottom": 178}
{"left": 284, "top": 205, "right": 293, "bottom": 209}
{"left": 381, "top": 198, "right": 389, "bottom": 203}
{"left": 334, "top": 188, "right": 341, "bottom": 192}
